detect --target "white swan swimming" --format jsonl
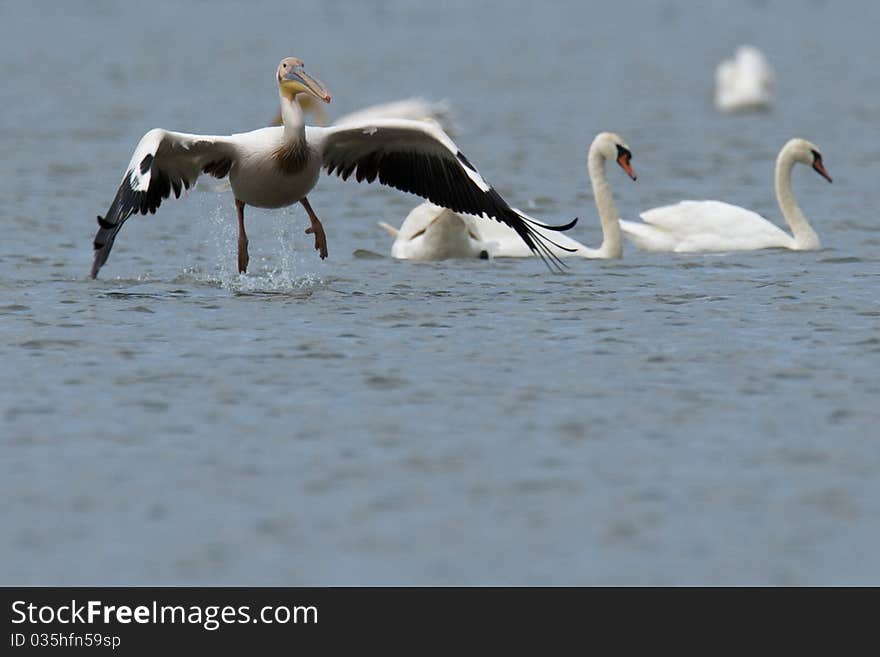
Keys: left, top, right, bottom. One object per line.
{"left": 715, "top": 45, "right": 774, "bottom": 112}
{"left": 280, "top": 95, "right": 456, "bottom": 134}
{"left": 378, "top": 204, "right": 489, "bottom": 260}
{"left": 619, "top": 138, "right": 832, "bottom": 253}
{"left": 378, "top": 132, "right": 637, "bottom": 260}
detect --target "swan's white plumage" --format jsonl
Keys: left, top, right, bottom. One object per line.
{"left": 379, "top": 132, "right": 636, "bottom": 261}
{"left": 380, "top": 203, "right": 487, "bottom": 260}
{"left": 620, "top": 201, "right": 795, "bottom": 252}
{"left": 715, "top": 45, "right": 773, "bottom": 112}
{"left": 291, "top": 96, "right": 456, "bottom": 133}
{"left": 334, "top": 98, "right": 456, "bottom": 134}
{"left": 620, "top": 138, "right": 830, "bottom": 253}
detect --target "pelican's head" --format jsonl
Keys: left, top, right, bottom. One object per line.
{"left": 277, "top": 57, "right": 331, "bottom": 104}
{"left": 785, "top": 138, "right": 832, "bottom": 183}
{"left": 593, "top": 132, "right": 637, "bottom": 181}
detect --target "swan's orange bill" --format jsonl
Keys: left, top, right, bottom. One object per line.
{"left": 617, "top": 154, "right": 637, "bottom": 181}
{"left": 813, "top": 159, "right": 832, "bottom": 183}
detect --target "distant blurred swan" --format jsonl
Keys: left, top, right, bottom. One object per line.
{"left": 274, "top": 95, "right": 457, "bottom": 133}
{"left": 715, "top": 45, "right": 773, "bottom": 112}
{"left": 379, "top": 132, "right": 637, "bottom": 260}
{"left": 619, "top": 138, "right": 832, "bottom": 253}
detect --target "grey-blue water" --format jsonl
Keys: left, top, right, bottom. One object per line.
{"left": 2, "top": 0, "right": 878, "bottom": 585}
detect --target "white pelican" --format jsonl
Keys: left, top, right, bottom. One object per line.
{"left": 715, "top": 45, "right": 773, "bottom": 112}
{"left": 90, "top": 57, "right": 574, "bottom": 278}
{"left": 619, "top": 138, "right": 832, "bottom": 253}
{"left": 378, "top": 132, "right": 636, "bottom": 260}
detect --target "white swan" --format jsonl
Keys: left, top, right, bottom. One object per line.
{"left": 379, "top": 204, "right": 489, "bottom": 260}
{"left": 378, "top": 132, "right": 637, "bottom": 260}
{"left": 715, "top": 45, "right": 774, "bottom": 112}
{"left": 619, "top": 138, "right": 832, "bottom": 253}
{"left": 280, "top": 95, "right": 456, "bottom": 133}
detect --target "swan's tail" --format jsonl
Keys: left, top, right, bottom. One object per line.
{"left": 378, "top": 222, "right": 400, "bottom": 238}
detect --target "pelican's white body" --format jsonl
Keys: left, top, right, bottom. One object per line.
{"left": 715, "top": 45, "right": 774, "bottom": 112}
{"left": 227, "top": 127, "right": 321, "bottom": 208}
{"left": 620, "top": 138, "right": 825, "bottom": 253}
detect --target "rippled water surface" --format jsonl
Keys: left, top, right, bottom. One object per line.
{"left": 2, "top": 0, "right": 879, "bottom": 584}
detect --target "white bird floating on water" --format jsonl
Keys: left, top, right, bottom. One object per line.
{"left": 379, "top": 203, "right": 489, "bottom": 260}
{"left": 378, "top": 132, "right": 636, "bottom": 261}
{"left": 619, "top": 138, "right": 832, "bottom": 253}
{"left": 90, "top": 57, "right": 574, "bottom": 278}
{"left": 292, "top": 94, "right": 456, "bottom": 133}
{"left": 715, "top": 45, "right": 774, "bottom": 112}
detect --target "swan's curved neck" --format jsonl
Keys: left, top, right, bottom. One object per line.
{"left": 775, "top": 149, "right": 820, "bottom": 250}
{"left": 587, "top": 144, "right": 623, "bottom": 258}
{"left": 279, "top": 92, "right": 306, "bottom": 143}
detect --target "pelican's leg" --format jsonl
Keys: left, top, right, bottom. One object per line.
{"left": 236, "top": 198, "right": 249, "bottom": 274}
{"left": 300, "top": 197, "right": 328, "bottom": 260}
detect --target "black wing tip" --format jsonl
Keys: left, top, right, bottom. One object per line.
{"left": 89, "top": 160, "right": 175, "bottom": 280}
{"left": 524, "top": 215, "right": 579, "bottom": 232}
{"left": 554, "top": 216, "right": 579, "bottom": 232}
{"left": 90, "top": 242, "right": 109, "bottom": 279}
{"left": 91, "top": 215, "right": 120, "bottom": 279}
{"left": 89, "top": 250, "right": 104, "bottom": 279}
{"left": 536, "top": 243, "right": 569, "bottom": 273}
{"left": 509, "top": 216, "right": 570, "bottom": 273}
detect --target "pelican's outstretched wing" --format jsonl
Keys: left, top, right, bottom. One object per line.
{"left": 91, "top": 128, "right": 237, "bottom": 278}
{"left": 308, "top": 119, "right": 577, "bottom": 269}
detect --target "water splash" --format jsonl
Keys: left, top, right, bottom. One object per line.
{"left": 185, "top": 204, "right": 325, "bottom": 294}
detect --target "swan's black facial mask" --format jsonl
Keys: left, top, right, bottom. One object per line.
{"left": 811, "top": 149, "right": 833, "bottom": 183}
{"left": 615, "top": 145, "right": 637, "bottom": 181}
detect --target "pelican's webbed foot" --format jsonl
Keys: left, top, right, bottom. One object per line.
{"left": 305, "top": 220, "right": 328, "bottom": 260}
{"left": 301, "top": 197, "right": 328, "bottom": 260}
